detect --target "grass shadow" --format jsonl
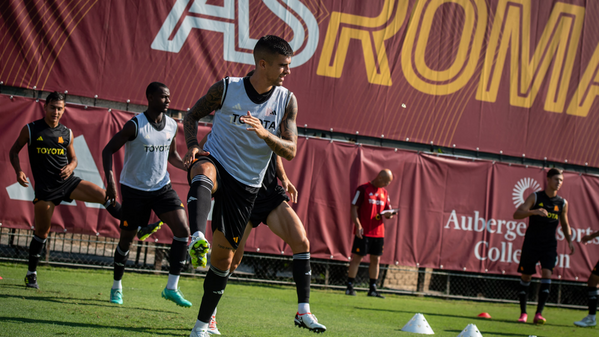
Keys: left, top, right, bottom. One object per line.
{"left": 0, "top": 316, "right": 188, "bottom": 336}
{"left": 0, "top": 293, "right": 181, "bottom": 314}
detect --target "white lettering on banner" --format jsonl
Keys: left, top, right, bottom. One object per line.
{"left": 474, "top": 241, "right": 520, "bottom": 263}
{"left": 151, "top": 0, "right": 319, "bottom": 67}
{"left": 444, "top": 210, "right": 526, "bottom": 241}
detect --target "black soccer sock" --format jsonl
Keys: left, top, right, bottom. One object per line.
{"left": 169, "top": 236, "right": 189, "bottom": 275}
{"left": 198, "top": 266, "right": 230, "bottom": 323}
{"left": 28, "top": 235, "right": 46, "bottom": 272}
{"left": 536, "top": 279, "right": 551, "bottom": 314}
{"left": 293, "top": 252, "right": 311, "bottom": 304}
{"left": 518, "top": 280, "right": 530, "bottom": 314}
{"left": 113, "top": 245, "right": 129, "bottom": 281}
{"left": 370, "top": 278, "right": 378, "bottom": 291}
{"left": 103, "top": 200, "right": 123, "bottom": 220}
{"left": 187, "top": 175, "right": 213, "bottom": 235}
{"left": 589, "top": 287, "right": 598, "bottom": 315}
{"left": 347, "top": 277, "right": 355, "bottom": 288}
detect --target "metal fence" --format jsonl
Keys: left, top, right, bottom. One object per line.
{"left": 0, "top": 227, "right": 588, "bottom": 309}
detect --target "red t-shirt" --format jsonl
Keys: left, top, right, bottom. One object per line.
{"left": 351, "top": 182, "right": 391, "bottom": 238}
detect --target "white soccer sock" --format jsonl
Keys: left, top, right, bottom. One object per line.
{"left": 112, "top": 280, "right": 122, "bottom": 290}
{"left": 192, "top": 231, "right": 205, "bottom": 240}
{"left": 194, "top": 319, "right": 209, "bottom": 331}
{"left": 26, "top": 270, "right": 37, "bottom": 276}
{"left": 213, "top": 307, "right": 217, "bottom": 316}
{"left": 166, "top": 274, "right": 180, "bottom": 290}
{"left": 298, "top": 303, "right": 310, "bottom": 314}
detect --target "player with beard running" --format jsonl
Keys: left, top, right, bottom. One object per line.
{"left": 103, "top": 82, "right": 192, "bottom": 307}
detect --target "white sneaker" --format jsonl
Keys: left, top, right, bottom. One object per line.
{"left": 190, "top": 327, "right": 209, "bottom": 337}
{"left": 294, "top": 312, "right": 327, "bottom": 333}
{"left": 574, "top": 315, "right": 596, "bottom": 327}
{"left": 208, "top": 315, "right": 221, "bottom": 335}
{"left": 188, "top": 231, "right": 210, "bottom": 268}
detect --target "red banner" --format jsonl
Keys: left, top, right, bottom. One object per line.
{"left": 2, "top": 95, "right": 599, "bottom": 281}
{"left": 2, "top": 0, "right": 599, "bottom": 166}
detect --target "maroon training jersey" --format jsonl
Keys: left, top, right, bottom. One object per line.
{"left": 351, "top": 182, "right": 391, "bottom": 238}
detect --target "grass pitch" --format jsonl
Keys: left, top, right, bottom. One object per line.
{"left": 0, "top": 262, "right": 595, "bottom": 336}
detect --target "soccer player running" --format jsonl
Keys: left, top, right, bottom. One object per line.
{"left": 513, "top": 168, "right": 574, "bottom": 324}
{"left": 345, "top": 169, "right": 395, "bottom": 298}
{"left": 8, "top": 91, "right": 161, "bottom": 289}
{"left": 574, "top": 230, "right": 599, "bottom": 327}
{"left": 196, "top": 133, "right": 326, "bottom": 334}
{"left": 183, "top": 36, "right": 301, "bottom": 337}
{"left": 102, "top": 82, "right": 192, "bottom": 307}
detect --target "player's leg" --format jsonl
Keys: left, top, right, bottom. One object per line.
{"left": 516, "top": 245, "right": 536, "bottom": 322}
{"left": 346, "top": 237, "right": 365, "bottom": 296}
{"left": 25, "top": 200, "right": 55, "bottom": 289}
{"left": 110, "top": 228, "right": 137, "bottom": 304}
{"left": 69, "top": 180, "right": 122, "bottom": 219}
{"left": 187, "top": 160, "right": 217, "bottom": 268}
{"left": 264, "top": 203, "right": 326, "bottom": 332}
{"left": 365, "top": 236, "right": 385, "bottom": 298}
{"left": 157, "top": 208, "right": 192, "bottom": 307}
{"left": 534, "top": 250, "right": 558, "bottom": 324}
{"left": 192, "top": 230, "right": 236, "bottom": 335}
{"left": 230, "top": 223, "right": 253, "bottom": 273}
{"left": 575, "top": 270, "right": 599, "bottom": 327}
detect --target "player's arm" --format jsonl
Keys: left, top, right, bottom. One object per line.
{"left": 351, "top": 205, "right": 363, "bottom": 239}
{"left": 183, "top": 81, "right": 223, "bottom": 167}
{"left": 60, "top": 130, "right": 78, "bottom": 180}
{"left": 275, "top": 155, "right": 297, "bottom": 203}
{"left": 559, "top": 200, "right": 575, "bottom": 255}
{"left": 102, "top": 120, "right": 136, "bottom": 205}
{"left": 241, "top": 93, "right": 298, "bottom": 161}
{"left": 383, "top": 195, "right": 394, "bottom": 219}
{"left": 9, "top": 125, "right": 30, "bottom": 187}
{"left": 513, "top": 193, "right": 547, "bottom": 219}
{"left": 167, "top": 128, "right": 185, "bottom": 171}
{"left": 582, "top": 230, "right": 599, "bottom": 244}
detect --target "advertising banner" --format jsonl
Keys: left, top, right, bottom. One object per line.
{"left": 2, "top": 95, "right": 598, "bottom": 281}
{"left": 2, "top": 0, "right": 599, "bottom": 166}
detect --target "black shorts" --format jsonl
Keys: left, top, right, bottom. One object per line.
{"left": 120, "top": 184, "right": 184, "bottom": 231}
{"left": 351, "top": 236, "right": 384, "bottom": 256}
{"left": 249, "top": 184, "right": 289, "bottom": 227}
{"left": 33, "top": 175, "right": 82, "bottom": 206}
{"left": 592, "top": 260, "right": 599, "bottom": 277}
{"left": 189, "top": 155, "right": 259, "bottom": 249}
{"left": 517, "top": 243, "right": 557, "bottom": 275}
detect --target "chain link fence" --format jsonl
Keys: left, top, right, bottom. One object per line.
{"left": 0, "top": 227, "right": 588, "bottom": 309}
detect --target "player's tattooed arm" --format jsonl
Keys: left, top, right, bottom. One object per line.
{"left": 263, "top": 93, "right": 298, "bottom": 160}
{"left": 184, "top": 80, "right": 224, "bottom": 149}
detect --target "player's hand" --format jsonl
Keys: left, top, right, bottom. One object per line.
{"left": 105, "top": 182, "right": 118, "bottom": 207}
{"left": 281, "top": 180, "right": 298, "bottom": 203}
{"left": 569, "top": 241, "right": 575, "bottom": 255}
{"left": 581, "top": 235, "right": 593, "bottom": 244}
{"left": 384, "top": 212, "right": 394, "bottom": 219}
{"left": 240, "top": 111, "right": 269, "bottom": 139}
{"left": 183, "top": 145, "right": 209, "bottom": 169}
{"left": 16, "top": 171, "right": 29, "bottom": 187}
{"left": 356, "top": 227, "right": 363, "bottom": 239}
{"left": 60, "top": 164, "right": 74, "bottom": 180}
{"left": 535, "top": 208, "right": 548, "bottom": 217}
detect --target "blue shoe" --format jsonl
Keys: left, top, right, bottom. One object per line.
{"left": 188, "top": 231, "right": 210, "bottom": 268}
{"left": 162, "top": 287, "right": 192, "bottom": 307}
{"left": 137, "top": 220, "right": 164, "bottom": 241}
{"left": 110, "top": 288, "right": 123, "bottom": 304}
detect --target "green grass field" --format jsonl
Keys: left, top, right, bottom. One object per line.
{"left": 0, "top": 262, "right": 594, "bottom": 336}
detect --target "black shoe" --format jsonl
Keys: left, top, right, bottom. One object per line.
{"left": 137, "top": 220, "right": 164, "bottom": 241}
{"left": 345, "top": 288, "right": 356, "bottom": 296}
{"left": 367, "top": 290, "right": 385, "bottom": 298}
{"left": 24, "top": 274, "right": 39, "bottom": 289}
